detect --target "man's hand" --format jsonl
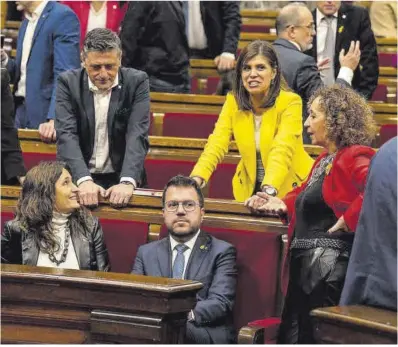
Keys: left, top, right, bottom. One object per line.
{"left": 327, "top": 216, "right": 349, "bottom": 234}
{"left": 105, "top": 183, "right": 134, "bottom": 207}
{"left": 38, "top": 119, "right": 56, "bottom": 143}
{"left": 78, "top": 180, "right": 106, "bottom": 207}
{"left": 339, "top": 40, "right": 361, "bottom": 71}
{"left": 317, "top": 57, "right": 331, "bottom": 71}
{"left": 214, "top": 55, "right": 235, "bottom": 71}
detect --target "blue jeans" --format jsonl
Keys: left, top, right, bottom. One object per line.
{"left": 149, "top": 76, "right": 190, "bottom": 93}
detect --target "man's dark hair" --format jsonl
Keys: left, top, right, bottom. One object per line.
{"left": 162, "top": 175, "right": 204, "bottom": 208}
{"left": 82, "top": 28, "right": 121, "bottom": 59}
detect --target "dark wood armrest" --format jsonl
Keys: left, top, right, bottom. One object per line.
{"left": 238, "top": 325, "right": 265, "bottom": 344}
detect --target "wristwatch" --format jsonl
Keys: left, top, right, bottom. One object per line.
{"left": 262, "top": 185, "right": 277, "bottom": 197}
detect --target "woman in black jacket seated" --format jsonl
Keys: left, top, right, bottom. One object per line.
{"left": 1, "top": 161, "right": 110, "bottom": 271}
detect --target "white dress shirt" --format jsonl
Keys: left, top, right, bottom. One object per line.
{"left": 315, "top": 9, "right": 353, "bottom": 85}
{"left": 169, "top": 229, "right": 201, "bottom": 279}
{"left": 77, "top": 75, "right": 137, "bottom": 188}
{"left": 15, "top": 1, "right": 49, "bottom": 98}
{"left": 86, "top": 2, "right": 107, "bottom": 33}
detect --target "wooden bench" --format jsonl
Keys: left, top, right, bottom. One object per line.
{"left": 1, "top": 263, "right": 202, "bottom": 344}
{"left": 17, "top": 129, "right": 323, "bottom": 200}
{"left": 311, "top": 305, "right": 397, "bottom": 344}
{"left": 1, "top": 186, "right": 288, "bottom": 344}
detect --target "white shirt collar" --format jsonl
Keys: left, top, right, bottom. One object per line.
{"left": 288, "top": 39, "right": 302, "bottom": 52}
{"left": 25, "top": 1, "right": 49, "bottom": 22}
{"left": 88, "top": 73, "right": 119, "bottom": 93}
{"left": 316, "top": 8, "right": 338, "bottom": 27}
{"left": 169, "top": 228, "right": 201, "bottom": 253}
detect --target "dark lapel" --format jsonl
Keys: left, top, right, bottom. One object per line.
{"left": 22, "top": 233, "right": 39, "bottom": 266}
{"left": 156, "top": 237, "right": 172, "bottom": 277}
{"left": 82, "top": 72, "right": 96, "bottom": 151}
{"left": 28, "top": 1, "right": 53, "bottom": 64}
{"left": 312, "top": 9, "right": 318, "bottom": 58}
{"left": 185, "top": 231, "right": 212, "bottom": 280}
{"left": 106, "top": 70, "right": 123, "bottom": 141}
{"left": 334, "top": 7, "right": 347, "bottom": 60}
{"left": 70, "top": 230, "right": 90, "bottom": 270}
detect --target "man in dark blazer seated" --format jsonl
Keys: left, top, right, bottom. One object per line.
{"left": 273, "top": 2, "right": 360, "bottom": 143}
{"left": 306, "top": 1, "right": 379, "bottom": 100}
{"left": 56, "top": 28, "right": 150, "bottom": 208}
{"left": 132, "top": 175, "right": 237, "bottom": 344}
{"left": 1, "top": 68, "right": 26, "bottom": 185}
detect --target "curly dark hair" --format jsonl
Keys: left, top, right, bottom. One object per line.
{"left": 15, "top": 161, "right": 90, "bottom": 255}
{"left": 308, "top": 85, "right": 377, "bottom": 148}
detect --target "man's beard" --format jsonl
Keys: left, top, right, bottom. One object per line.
{"left": 168, "top": 225, "right": 200, "bottom": 240}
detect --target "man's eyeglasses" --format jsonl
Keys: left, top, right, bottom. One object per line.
{"left": 165, "top": 200, "right": 200, "bottom": 212}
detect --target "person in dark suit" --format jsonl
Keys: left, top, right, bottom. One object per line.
{"left": 55, "top": 28, "right": 150, "bottom": 208}
{"left": 246, "top": 85, "right": 377, "bottom": 343}
{"left": 1, "top": 68, "right": 26, "bottom": 185}
{"left": 273, "top": 2, "right": 360, "bottom": 143}
{"left": 306, "top": 1, "right": 379, "bottom": 100}
{"left": 4, "top": 1, "right": 80, "bottom": 141}
{"left": 132, "top": 175, "right": 237, "bottom": 344}
{"left": 120, "top": 1, "right": 190, "bottom": 93}
{"left": 340, "top": 137, "right": 397, "bottom": 312}
{"left": 184, "top": 1, "right": 241, "bottom": 94}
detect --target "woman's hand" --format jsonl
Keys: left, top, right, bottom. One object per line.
{"left": 327, "top": 216, "right": 350, "bottom": 234}
{"left": 244, "top": 194, "right": 268, "bottom": 214}
{"left": 192, "top": 176, "right": 204, "bottom": 188}
{"left": 244, "top": 192, "right": 287, "bottom": 217}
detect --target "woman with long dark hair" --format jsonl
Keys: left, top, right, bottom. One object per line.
{"left": 191, "top": 40, "right": 314, "bottom": 202}
{"left": 2, "top": 161, "right": 110, "bottom": 271}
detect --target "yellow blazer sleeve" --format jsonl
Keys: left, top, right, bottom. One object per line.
{"left": 190, "top": 94, "right": 235, "bottom": 183}
{"left": 262, "top": 93, "right": 303, "bottom": 190}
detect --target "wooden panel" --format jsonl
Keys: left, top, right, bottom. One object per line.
{"left": 311, "top": 305, "right": 397, "bottom": 344}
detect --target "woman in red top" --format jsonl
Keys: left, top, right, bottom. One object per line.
{"left": 246, "top": 85, "right": 377, "bottom": 344}
{"left": 62, "top": 1, "right": 126, "bottom": 46}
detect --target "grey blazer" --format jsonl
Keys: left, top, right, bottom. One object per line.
{"left": 55, "top": 67, "right": 150, "bottom": 186}
{"left": 132, "top": 231, "right": 238, "bottom": 344}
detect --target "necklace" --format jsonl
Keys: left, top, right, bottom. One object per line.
{"left": 48, "top": 224, "right": 70, "bottom": 266}
{"left": 306, "top": 153, "right": 336, "bottom": 189}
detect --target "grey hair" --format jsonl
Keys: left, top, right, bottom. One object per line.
{"left": 275, "top": 2, "right": 309, "bottom": 35}
{"left": 82, "top": 28, "right": 121, "bottom": 59}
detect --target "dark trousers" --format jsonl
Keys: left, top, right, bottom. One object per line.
{"left": 278, "top": 248, "right": 349, "bottom": 344}
{"left": 149, "top": 76, "right": 190, "bottom": 94}
{"left": 185, "top": 321, "right": 212, "bottom": 344}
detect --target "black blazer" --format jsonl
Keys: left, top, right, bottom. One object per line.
{"left": 307, "top": 4, "right": 379, "bottom": 99}
{"left": 1, "top": 68, "right": 26, "bottom": 185}
{"left": 55, "top": 67, "right": 150, "bottom": 186}
{"left": 200, "top": 1, "right": 241, "bottom": 58}
{"left": 1, "top": 215, "right": 110, "bottom": 271}
{"left": 120, "top": 1, "right": 190, "bottom": 86}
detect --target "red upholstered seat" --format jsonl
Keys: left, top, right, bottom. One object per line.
{"left": 371, "top": 85, "right": 388, "bottom": 103}
{"left": 145, "top": 159, "right": 196, "bottom": 190}
{"left": 163, "top": 112, "right": 218, "bottom": 139}
{"left": 378, "top": 125, "right": 397, "bottom": 147}
{"left": 159, "top": 224, "right": 283, "bottom": 339}
{"left": 22, "top": 152, "right": 56, "bottom": 171}
{"left": 206, "top": 76, "right": 220, "bottom": 95}
{"left": 99, "top": 219, "right": 149, "bottom": 273}
{"left": 208, "top": 163, "right": 236, "bottom": 200}
{"left": 378, "top": 53, "right": 398, "bottom": 67}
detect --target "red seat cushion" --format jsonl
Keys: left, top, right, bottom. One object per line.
{"left": 206, "top": 77, "right": 220, "bottom": 95}
{"left": 159, "top": 225, "right": 283, "bottom": 331}
{"left": 145, "top": 159, "right": 196, "bottom": 190}
{"left": 379, "top": 125, "right": 397, "bottom": 147}
{"left": 378, "top": 53, "right": 398, "bottom": 68}
{"left": 370, "top": 85, "right": 388, "bottom": 103}
{"left": 208, "top": 163, "right": 236, "bottom": 200}
{"left": 100, "top": 219, "right": 149, "bottom": 273}
{"left": 248, "top": 317, "right": 282, "bottom": 344}
{"left": 22, "top": 152, "right": 56, "bottom": 171}
{"left": 162, "top": 113, "right": 218, "bottom": 139}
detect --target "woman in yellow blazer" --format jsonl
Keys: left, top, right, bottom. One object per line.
{"left": 191, "top": 40, "right": 314, "bottom": 202}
